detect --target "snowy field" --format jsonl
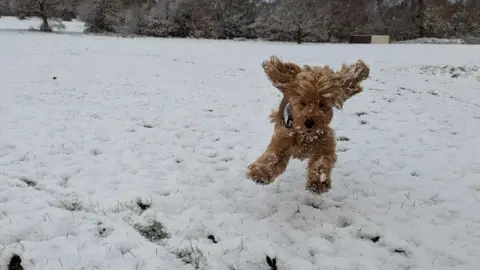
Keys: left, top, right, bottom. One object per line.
{"left": 1, "top": 18, "right": 480, "bottom": 270}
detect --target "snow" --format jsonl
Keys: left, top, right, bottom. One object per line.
{"left": 1, "top": 22, "right": 480, "bottom": 270}
{"left": 395, "top": 37, "right": 466, "bottom": 44}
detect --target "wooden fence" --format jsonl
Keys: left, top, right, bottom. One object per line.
{"left": 349, "top": 35, "right": 390, "bottom": 44}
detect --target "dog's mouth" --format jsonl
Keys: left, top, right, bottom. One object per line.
{"left": 303, "top": 128, "right": 326, "bottom": 136}
{"left": 300, "top": 129, "right": 316, "bottom": 137}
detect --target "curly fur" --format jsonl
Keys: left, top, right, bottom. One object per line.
{"left": 246, "top": 55, "right": 370, "bottom": 194}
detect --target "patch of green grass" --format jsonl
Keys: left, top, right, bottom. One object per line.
{"left": 60, "top": 199, "right": 83, "bottom": 211}
{"left": 173, "top": 244, "right": 207, "bottom": 270}
{"left": 134, "top": 220, "right": 169, "bottom": 243}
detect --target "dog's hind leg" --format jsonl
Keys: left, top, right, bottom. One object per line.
{"left": 246, "top": 130, "right": 294, "bottom": 185}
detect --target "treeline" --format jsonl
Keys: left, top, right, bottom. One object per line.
{"left": 1, "top": 0, "right": 479, "bottom": 43}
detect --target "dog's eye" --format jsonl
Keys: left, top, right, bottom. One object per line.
{"left": 300, "top": 102, "right": 306, "bottom": 106}
{"left": 319, "top": 103, "right": 329, "bottom": 110}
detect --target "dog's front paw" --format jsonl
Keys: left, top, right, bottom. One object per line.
{"left": 306, "top": 181, "right": 331, "bottom": 194}
{"left": 306, "top": 175, "right": 331, "bottom": 195}
{"left": 246, "top": 163, "right": 275, "bottom": 185}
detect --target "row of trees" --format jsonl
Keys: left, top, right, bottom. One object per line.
{"left": 1, "top": 0, "right": 479, "bottom": 43}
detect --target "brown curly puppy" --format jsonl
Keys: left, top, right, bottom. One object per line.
{"left": 246, "top": 55, "right": 370, "bottom": 194}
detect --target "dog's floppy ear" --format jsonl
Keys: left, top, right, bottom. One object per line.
{"left": 262, "top": 55, "right": 301, "bottom": 95}
{"left": 337, "top": 59, "right": 370, "bottom": 102}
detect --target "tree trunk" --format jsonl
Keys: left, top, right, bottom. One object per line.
{"left": 39, "top": 2, "right": 51, "bottom": 32}
{"left": 295, "top": 27, "right": 302, "bottom": 44}
{"left": 416, "top": 0, "right": 425, "bottom": 37}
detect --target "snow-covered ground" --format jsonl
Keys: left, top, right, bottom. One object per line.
{"left": 1, "top": 25, "right": 480, "bottom": 270}
{"left": 395, "top": 37, "right": 467, "bottom": 44}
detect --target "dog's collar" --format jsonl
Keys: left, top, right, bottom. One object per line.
{"left": 283, "top": 103, "right": 293, "bottom": 128}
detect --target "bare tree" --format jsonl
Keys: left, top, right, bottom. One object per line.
{"left": 206, "top": 0, "right": 257, "bottom": 39}
{"left": 450, "top": 0, "right": 480, "bottom": 36}
{"left": 263, "top": 0, "right": 328, "bottom": 43}
{"left": 78, "top": 0, "right": 122, "bottom": 33}
{"left": 145, "top": 0, "right": 179, "bottom": 36}
{"left": 124, "top": 0, "right": 150, "bottom": 34}
{"left": 168, "top": 0, "right": 216, "bottom": 38}
{"left": 12, "top": 0, "right": 67, "bottom": 31}
{"left": 363, "top": 0, "right": 389, "bottom": 34}
{"left": 323, "top": 0, "right": 369, "bottom": 42}
{"left": 16, "top": 0, "right": 474, "bottom": 42}
{"left": 0, "top": 0, "right": 15, "bottom": 16}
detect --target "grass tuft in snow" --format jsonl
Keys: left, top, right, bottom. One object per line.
{"left": 60, "top": 199, "right": 83, "bottom": 212}
{"left": 337, "top": 136, "right": 350, "bottom": 142}
{"left": 110, "top": 197, "right": 153, "bottom": 215}
{"left": 143, "top": 124, "right": 154, "bottom": 128}
{"left": 359, "top": 234, "right": 381, "bottom": 243}
{"left": 8, "top": 254, "right": 23, "bottom": 270}
{"left": 135, "top": 198, "right": 151, "bottom": 212}
{"left": 321, "top": 234, "right": 335, "bottom": 243}
{"left": 410, "top": 171, "right": 420, "bottom": 177}
{"left": 19, "top": 177, "right": 36, "bottom": 187}
{"left": 134, "top": 220, "right": 169, "bottom": 243}
{"left": 392, "top": 248, "right": 410, "bottom": 258}
{"left": 266, "top": 255, "right": 278, "bottom": 270}
{"left": 207, "top": 234, "right": 217, "bottom": 244}
{"left": 173, "top": 244, "right": 207, "bottom": 270}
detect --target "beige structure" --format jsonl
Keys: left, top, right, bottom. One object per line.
{"left": 371, "top": 35, "right": 390, "bottom": 44}
{"left": 349, "top": 35, "right": 390, "bottom": 44}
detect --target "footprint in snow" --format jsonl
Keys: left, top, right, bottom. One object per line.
{"left": 220, "top": 156, "right": 233, "bottom": 163}
{"left": 215, "top": 165, "right": 229, "bottom": 172}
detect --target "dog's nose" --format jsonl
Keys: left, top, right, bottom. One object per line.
{"left": 304, "top": 118, "right": 315, "bottom": 129}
